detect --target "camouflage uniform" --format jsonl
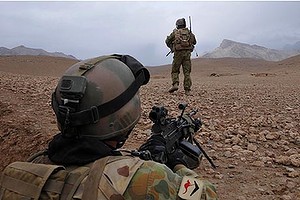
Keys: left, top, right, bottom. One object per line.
{"left": 166, "top": 27, "right": 196, "bottom": 93}
{"left": 123, "top": 159, "right": 218, "bottom": 200}
{"left": 29, "top": 154, "right": 217, "bottom": 199}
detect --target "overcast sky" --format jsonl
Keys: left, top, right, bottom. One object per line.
{"left": 1, "top": 1, "right": 300, "bottom": 66}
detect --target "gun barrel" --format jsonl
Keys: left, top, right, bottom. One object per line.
{"left": 189, "top": 16, "right": 192, "bottom": 32}
{"left": 189, "top": 109, "right": 199, "bottom": 116}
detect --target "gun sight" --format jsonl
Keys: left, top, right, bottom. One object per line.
{"left": 149, "top": 106, "right": 168, "bottom": 123}
{"left": 178, "top": 103, "right": 187, "bottom": 110}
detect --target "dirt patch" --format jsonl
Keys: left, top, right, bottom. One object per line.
{"left": 0, "top": 55, "right": 78, "bottom": 77}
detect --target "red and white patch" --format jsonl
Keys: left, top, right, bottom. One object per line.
{"left": 178, "top": 176, "right": 203, "bottom": 200}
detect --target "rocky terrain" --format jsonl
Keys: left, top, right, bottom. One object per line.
{"left": 0, "top": 55, "right": 299, "bottom": 199}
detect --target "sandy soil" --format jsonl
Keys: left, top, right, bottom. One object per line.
{"left": 0, "top": 55, "right": 299, "bottom": 199}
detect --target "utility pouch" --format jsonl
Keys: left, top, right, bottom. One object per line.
{"left": 0, "top": 162, "right": 90, "bottom": 200}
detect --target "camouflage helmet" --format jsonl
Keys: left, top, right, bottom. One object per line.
{"left": 176, "top": 18, "right": 186, "bottom": 29}
{"left": 51, "top": 54, "right": 150, "bottom": 140}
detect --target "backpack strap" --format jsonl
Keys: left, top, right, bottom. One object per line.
{"left": 81, "top": 156, "right": 110, "bottom": 200}
{"left": 81, "top": 156, "right": 143, "bottom": 200}
{"left": 61, "top": 166, "right": 91, "bottom": 200}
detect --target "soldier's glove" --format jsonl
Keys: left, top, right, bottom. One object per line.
{"left": 138, "top": 135, "right": 167, "bottom": 164}
{"left": 139, "top": 135, "right": 202, "bottom": 170}
{"left": 166, "top": 140, "right": 202, "bottom": 170}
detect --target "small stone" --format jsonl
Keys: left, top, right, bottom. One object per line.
{"left": 232, "top": 145, "right": 242, "bottom": 151}
{"left": 290, "top": 154, "right": 300, "bottom": 167}
{"left": 266, "top": 132, "right": 279, "bottom": 140}
{"left": 228, "top": 164, "right": 235, "bottom": 169}
{"left": 214, "top": 174, "right": 224, "bottom": 179}
{"left": 224, "top": 151, "right": 233, "bottom": 158}
{"left": 252, "top": 161, "right": 264, "bottom": 167}
{"left": 287, "top": 171, "right": 299, "bottom": 178}
{"left": 280, "top": 195, "right": 292, "bottom": 200}
{"left": 247, "top": 143, "right": 258, "bottom": 151}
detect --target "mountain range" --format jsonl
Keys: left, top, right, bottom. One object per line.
{"left": 0, "top": 45, "right": 77, "bottom": 60}
{"left": 1, "top": 40, "right": 300, "bottom": 62}
{"left": 202, "top": 39, "right": 300, "bottom": 61}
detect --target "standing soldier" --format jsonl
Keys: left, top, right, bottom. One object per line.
{"left": 166, "top": 18, "right": 197, "bottom": 96}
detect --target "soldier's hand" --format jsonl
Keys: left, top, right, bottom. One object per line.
{"left": 166, "top": 141, "right": 202, "bottom": 169}
{"left": 138, "top": 135, "right": 167, "bottom": 164}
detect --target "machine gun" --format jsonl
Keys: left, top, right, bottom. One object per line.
{"left": 135, "top": 103, "right": 216, "bottom": 169}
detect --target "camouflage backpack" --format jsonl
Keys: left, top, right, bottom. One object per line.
{"left": 174, "top": 28, "right": 192, "bottom": 51}
{"left": 0, "top": 156, "right": 142, "bottom": 200}
{"left": 0, "top": 157, "right": 106, "bottom": 200}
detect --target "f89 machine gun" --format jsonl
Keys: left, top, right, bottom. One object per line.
{"left": 136, "top": 103, "right": 216, "bottom": 169}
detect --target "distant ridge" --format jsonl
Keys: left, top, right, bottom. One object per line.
{"left": 0, "top": 45, "right": 77, "bottom": 60}
{"left": 283, "top": 41, "right": 300, "bottom": 52}
{"left": 203, "top": 39, "right": 300, "bottom": 61}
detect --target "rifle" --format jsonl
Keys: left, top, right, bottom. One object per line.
{"left": 166, "top": 50, "right": 172, "bottom": 57}
{"left": 189, "top": 16, "right": 192, "bottom": 33}
{"left": 189, "top": 16, "right": 199, "bottom": 57}
{"left": 135, "top": 103, "right": 216, "bottom": 169}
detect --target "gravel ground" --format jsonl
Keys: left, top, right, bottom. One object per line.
{"left": 0, "top": 55, "right": 299, "bottom": 199}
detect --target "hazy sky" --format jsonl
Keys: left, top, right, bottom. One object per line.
{"left": 1, "top": 1, "right": 300, "bottom": 66}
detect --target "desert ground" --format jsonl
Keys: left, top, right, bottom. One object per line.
{"left": 0, "top": 55, "right": 299, "bottom": 199}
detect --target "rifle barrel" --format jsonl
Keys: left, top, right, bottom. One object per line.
{"left": 189, "top": 16, "right": 192, "bottom": 32}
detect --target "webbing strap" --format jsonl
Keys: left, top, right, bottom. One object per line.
{"left": 99, "top": 175, "right": 124, "bottom": 199}
{"left": 60, "top": 166, "right": 90, "bottom": 200}
{"left": 81, "top": 156, "right": 110, "bottom": 200}
{"left": 43, "top": 179, "right": 65, "bottom": 194}
{"left": 0, "top": 172, "right": 4, "bottom": 199}
{"left": 76, "top": 55, "right": 117, "bottom": 76}
{"left": 1, "top": 175, "right": 39, "bottom": 199}
{"left": 0, "top": 188, "right": 4, "bottom": 200}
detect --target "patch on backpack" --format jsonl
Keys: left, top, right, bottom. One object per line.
{"left": 178, "top": 176, "right": 203, "bottom": 200}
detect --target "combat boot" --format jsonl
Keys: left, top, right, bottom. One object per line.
{"left": 168, "top": 83, "right": 179, "bottom": 93}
